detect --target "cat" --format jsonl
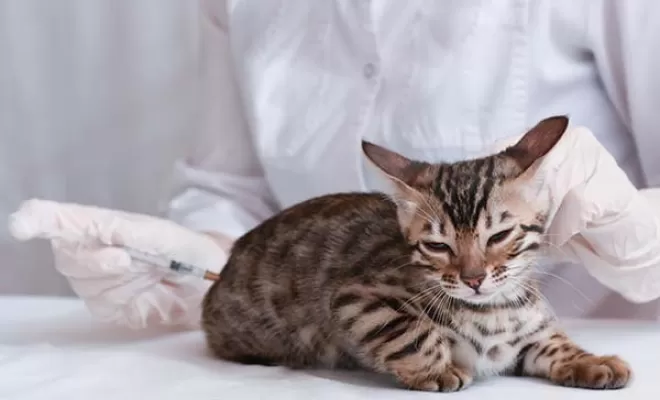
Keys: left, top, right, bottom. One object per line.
{"left": 201, "top": 115, "right": 632, "bottom": 392}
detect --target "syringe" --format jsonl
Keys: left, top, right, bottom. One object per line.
{"left": 123, "top": 247, "right": 220, "bottom": 282}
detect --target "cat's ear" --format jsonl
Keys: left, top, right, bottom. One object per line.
{"left": 362, "top": 140, "right": 429, "bottom": 229}
{"left": 501, "top": 115, "right": 569, "bottom": 173}
{"left": 361, "top": 140, "right": 426, "bottom": 186}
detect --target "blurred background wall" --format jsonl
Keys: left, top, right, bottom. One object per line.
{"left": 0, "top": 0, "right": 202, "bottom": 295}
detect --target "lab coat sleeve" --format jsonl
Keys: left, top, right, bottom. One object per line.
{"left": 561, "top": 0, "right": 660, "bottom": 304}
{"left": 165, "top": 0, "right": 279, "bottom": 240}
{"left": 587, "top": 0, "right": 660, "bottom": 186}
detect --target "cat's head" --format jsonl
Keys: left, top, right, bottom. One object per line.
{"left": 362, "top": 116, "right": 568, "bottom": 304}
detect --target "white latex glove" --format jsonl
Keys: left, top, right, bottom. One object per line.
{"left": 491, "top": 125, "right": 660, "bottom": 304}
{"left": 8, "top": 199, "right": 229, "bottom": 329}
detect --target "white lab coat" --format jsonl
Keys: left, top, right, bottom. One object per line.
{"left": 167, "top": 0, "right": 660, "bottom": 320}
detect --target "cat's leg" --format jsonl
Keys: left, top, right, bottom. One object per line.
{"left": 516, "top": 330, "right": 631, "bottom": 389}
{"left": 331, "top": 291, "right": 472, "bottom": 392}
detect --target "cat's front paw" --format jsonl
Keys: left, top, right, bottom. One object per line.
{"left": 401, "top": 364, "right": 473, "bottom": 392}
{"left": 551, "top": 355, "right": 631, "bottom": 390}
{"left": 435, "top": 364, "right": 473, "bottom": 392}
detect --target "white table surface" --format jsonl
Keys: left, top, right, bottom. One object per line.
{"left": 0, "top": 295, "right": 658, "bottom": 400}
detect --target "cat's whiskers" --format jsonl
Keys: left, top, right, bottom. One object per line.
{"left": 505, "top": 272, "right": 565, "bottom": 320}
{"left": 508, "top": 261, "right": 594, "bottom": 305}
{"left": 403, "top": 283, "right": 445, "bottom": 309}
{"left": 414, "top": 296, "right": 435, "bottom": 337}
{"left": 536, "top": 238, "right": 572, "bottom": 260}
{"left": 401, "top": 283, "right": 450, "bottom": 337}
{"left": 505, "top": 275, "right": 540, "bottom": 304}
{"left": 388, "top": 261, "right": 417, "bottom": 275}
{"left": 384, "top": 254, "right": 414, "bottom": 268}
{"left": 414, "top": 287, "right": 452, "bottom": 338}
{"left": 408, "top": 284, "right": 449, "bottom": 325}
{"left": 525, "top": 277, "right": 568, "bottom": 319}
{"left": 412, "top": 291, "right": 439, "bottom": 335}
{"left": 433, "top": 290, "right": 454, "bottom": 325}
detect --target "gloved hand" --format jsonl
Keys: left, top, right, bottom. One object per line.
{"left": 8, "top": 199, "right": 230, "bottom": 329}
{"left": 491, "top": 124, "right": 660, "bottom": 304}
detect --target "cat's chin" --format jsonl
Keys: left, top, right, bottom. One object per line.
{"left": 456, "top": 291, "right": 501, "bottom": 305}
{"left": 449, "top": 286, "right": 522, "bottom": 306}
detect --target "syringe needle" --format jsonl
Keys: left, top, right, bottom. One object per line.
{"left": 123, "top": 247, "right": 220, "bottom": 282}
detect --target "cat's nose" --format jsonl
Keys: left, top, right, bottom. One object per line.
{"left": 460, "top": 273, "right": 486, "bottom": 290}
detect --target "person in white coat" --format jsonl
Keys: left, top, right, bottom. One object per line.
{"left": 9, "top": 0, "right": 660, "bottom": 329}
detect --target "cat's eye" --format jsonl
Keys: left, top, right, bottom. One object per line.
{"left": 421, "top": 241, "right": 452, "bottom": 254}
{"left": 487, "top": 228, "right": 514, "bottom": 247}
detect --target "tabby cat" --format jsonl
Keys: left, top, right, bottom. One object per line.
{"left": 201, "top": 116, "right": 631, "bottom": 392}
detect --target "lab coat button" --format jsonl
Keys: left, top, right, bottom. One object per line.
{"left": 363, "top": 62, "right": 377, "bottom": 79}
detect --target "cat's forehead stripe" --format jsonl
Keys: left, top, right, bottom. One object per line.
{"left": 434, "top": 157, "right": 496, "bottom": 231}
